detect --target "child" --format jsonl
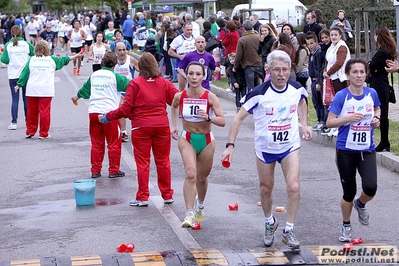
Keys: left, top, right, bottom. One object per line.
{"left": 305, "top": 31, "right": 325, "bottom": 131}
{"left": 226, "top": 52, "right": 246, "bottom": 112}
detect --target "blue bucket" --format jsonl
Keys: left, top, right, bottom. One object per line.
{"left": 73, "top": 179, "right": 96, "bottom": 206}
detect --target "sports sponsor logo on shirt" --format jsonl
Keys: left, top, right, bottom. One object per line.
{"left": 366, "top": 104, "right": 373, "bottom": 112}
{"left": 346, "top": 106, "right": 355, "bottom": 114}
{"left": 265, "top": 107, "right": 273, "bottom": 115}
{"left": 290, "top": 104, "right": 297, "bottom": 113}
{"left": 357, "top": 105, "right": 364, "bottom": 111}
{"left": 278, "top": 106, "right": 286, "bottom": 113}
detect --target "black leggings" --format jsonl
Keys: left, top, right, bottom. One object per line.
{"left": 336, "top": 149, "right": 377, "bottom": 202}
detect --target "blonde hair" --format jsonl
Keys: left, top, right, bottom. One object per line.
{"left": 35, "top": 40, "right": 50, "bottom": 57}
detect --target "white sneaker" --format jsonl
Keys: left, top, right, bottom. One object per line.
{"left": 38, "top": 135, "right": 51, "bottom": 140}
{"left": 182, "top": 211, "right": 195, "bottom": 228}
{"left": 226, "top": 88, "right": 232, "bottom": 92}
{"left": 8, "top": 123, "right": 17, "bottom": 130}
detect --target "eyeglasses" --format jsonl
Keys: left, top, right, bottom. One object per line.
{"left": 271, "top": 68, "right": 290, "bottom": 73}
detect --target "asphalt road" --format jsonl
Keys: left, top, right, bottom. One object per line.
{"left": 0, "top": 52, "right": 398, "bottom": 264}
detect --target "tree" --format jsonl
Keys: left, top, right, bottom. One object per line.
{"left": 0, "top": 0, "right": 11, "bottom": 10}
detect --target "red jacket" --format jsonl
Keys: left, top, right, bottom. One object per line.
{"left": 221, "top": 30, "right": 240, "bottom": 56}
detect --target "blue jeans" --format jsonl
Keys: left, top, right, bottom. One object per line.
{"left": 244, "top": 66, "right": 264, "bottom": 91}
{"left": 311, "top": 80, "right": 327, "bottom": 123}
{"left": 9, "top": 79, "right": 27, "bottom": 124}
{"left": 170, "top": 57, "right": 178, "bottom": 81}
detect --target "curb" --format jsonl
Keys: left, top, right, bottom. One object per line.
{"left": 210, "top": 84, "right": 399, "bottom": 174}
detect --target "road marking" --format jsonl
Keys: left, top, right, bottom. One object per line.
{"left": 62, "top": 66, "right": 200, "bottom": 250}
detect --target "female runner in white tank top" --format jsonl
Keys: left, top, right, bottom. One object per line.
{"left": 88, "top": 31, "right": 110, "bottom": 72}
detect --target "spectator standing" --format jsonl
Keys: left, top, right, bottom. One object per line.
{"left": 209, "top": 15, "right": 219, "bottom": 38}
{"left": 303, "top": 11, "right": 322, "bottom": 42}
{"left": 331, "top": 10, "right": 353, "bottom": 43}
{"left": 295, "top": 33, "right": 309, "bottom": 89}
{"left": 318, "top": 28, "right": 332, "bottom": 135}
{"left": 226, "top": 52, "right": 246, "bottom": 111}
{"left": 323, "top": 27, "right": 350, "bottom": 94}
{"left": 222, "top": 50, "right": 312, "bottom": 250}
{"left": 165, "top": 25, "right": 178, "bottom": 82}
{"left": 306, "top": 32, "right": 325, "bottom": 131}
{"left": 271, "top": 33, "right": 297, "bottom": 81}
{"left": 313, "top": 9, "right": 326, "bottom": 29}
{"left": 323, "top": 27, "right": 350, "bottom": 136}
{"left": 281, "top": 23, "right": 298, "bottom": 51}
{"left": 250, "top": 14, "right": 262, "bottom": 33}
{"left": 1, "top": 25, "right": 34, "bottom": 130}
{"left": 368, "top": 26, "right": 398, "bottom": 152}
{"left": 234, "top": 20, "right": 263, "bottom": 92}
{"left": 15, "top": 40, "right": 81, "bottom": 138}
{"left": 171, "top": 62, "right": 225, "bottom": 227}
{"left": 257, "top": 24, "right": 276, "bottom": 76}
{"left": 110, "top": 29, "right": 132, "bottom": 52}
{"left": 195, "top": 11, "right": 204, "bottom": 34}
{"left": 120, "top": 8, "right": 127, "bottom": 28}
{"left": 71, "top": 52, "right": 129, "bottom": 179}
{"left": 326, "top": 58, "right": 380, "bottom": 243}
{"left": 222, "top": 20, "right": 240, "bottom": 56}
{"left": 122, "top": 15, "right": 135, "bottom": 48}
{"left": 100, "top": 52, "right": 178, "bottom": 206}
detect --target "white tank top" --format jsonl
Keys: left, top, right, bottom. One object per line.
{"left": 114, "top": 57, "right": 133, "bottom": 79}
{"left": 70, "top": 29, "right": 83, "bottom": 48}
{"left": 92, "top": 44, "right": 106, "bottom": 65}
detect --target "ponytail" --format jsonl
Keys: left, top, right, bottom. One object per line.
{"left": 13, "top": 35, "right": 19, "bottom": 46}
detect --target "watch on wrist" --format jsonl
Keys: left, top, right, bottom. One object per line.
{"left": 226, "top": 143, "right": 235, "bottom": 148}
{"left": 206, "top": 115, "right": 212, "bottom": 122}
{"left": 374, "top": 116, "right": 380, "bottom": 120}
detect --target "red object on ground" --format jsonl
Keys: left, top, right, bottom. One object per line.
{"left": 228, "top": 203, "right": 238, "bottom": 210}
{"left": 191, "top": 222, "right": 201, "bottom": 230}
{"left": 117, "top": 244, "right": 127, "bottom": 252}
{"left": 126, "top": 243, "right": 135, "bottom": 252}
{"left": 222, "top": 157, "right": 230, "bottom": 168}
{"left": 351, "top": 238, "right": 363, "bottom": 244}
{"left": 56, "top": 53, "right": 60, "bottom": 57}
{"left": 343, "top": 243, "right": 353, "bottom": 251}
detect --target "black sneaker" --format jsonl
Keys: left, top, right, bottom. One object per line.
{"left": 91, "top": 173, "right": 101, "bottom": 178}
{"left": 122, "top": 132, "right": 129, "bottom": 142}
{"left": 109, "top": 171, "right": 125, "bottom": 178}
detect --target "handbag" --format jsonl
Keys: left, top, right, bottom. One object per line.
{"left": 205, "top": 35, "right": 219, "bottom": 52}
{"left": 389, "top": 73, "right": 396, "bottom": 104}
{"left": 322, "top": 78, "right": 335, "bottom": 106}
{"left": 220, "top": 34, "right": 233, "bottom": 67}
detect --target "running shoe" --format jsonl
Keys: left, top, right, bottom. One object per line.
{"left": 76, "top": 70, "right": 80, "bottom": 75}
{"left": 339, "top": 224, "right": 352, "bottom": 242}
{"left": 8, "top": 123, "right": 17, "bottom": 130}
{"left": 320, "top": 127, "right": 331, "bottom": 135}
{"left": 264, "top": 217, "right": 279, "bottom": 247}
{"left": 38, "top": 135, "right": 51, "bottom": 140}
{"left": 109, "top": 171, "right": 125, "bottom": 178}
{"left": 282, "top": 229, "right": 300, "bottom": 249}
{"left": 327, "top": 128, "right": 338, "bottom": 137}
{"left": 91, "top": 173, "right": 101, "bottom": 178}
{"left": 182, "top": 211, "right": 195, "bottom": 228}
{"left": 164, "top": 199, "right": 174, "bottom": 204}
{"left": 130, "top": 200, "right": 149, "bottom": 207}
{"left": 73, "top": 68, "right": 77, "bottom": 75}
{"left": 194, "top": 198, "right": 205, "bottom": 222}
{"left": 25, "top": 134, "right": 34, "bottom": 139}
{"left": 122, "top": 132, "right": 129, "bottom": 142}
{"left": 353, "top": 197, "right": 369, "bottom": 225}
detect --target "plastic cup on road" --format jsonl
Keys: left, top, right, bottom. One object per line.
{"left": 56, "top": 53, "right": 60, "bottom": 57}
{"left": 0, "top": 47, "right": 4, "bottom": 53}
{"left": 222, "top": 157, "right": 230, "bottom": 168}
{"left": 116, "top": 243, "right": 127, "bottom": 252}
{"left": 228, "top": 203, "right": 238, "bottom": 210}
{"left": 191, "top": 222, "right": 201, "bottom": 230}
{"left": 126, "top": 243, "right": 135, "bottom": 252}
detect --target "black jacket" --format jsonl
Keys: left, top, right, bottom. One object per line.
{"left": 257, "top": 35, "right": 276, "bottom": 61}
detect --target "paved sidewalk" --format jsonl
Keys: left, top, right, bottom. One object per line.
{"left": 210, "top": 83, "right": 399, "bottom": 174}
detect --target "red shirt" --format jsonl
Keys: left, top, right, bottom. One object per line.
{"left": 107, "top": 76, "right": 178, "bottom": 127}
{"left": 221, "top": 30, "right": 240, "bottom": 56}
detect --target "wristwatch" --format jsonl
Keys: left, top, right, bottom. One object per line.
{"left": 226, "top": 143, "right": 235, "bottom": 148}
{"left": 206, "top": 115, "right": 212, "bottom": 122}
{"left": 373, "top": 116, "right": 380, "bottom": 120}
